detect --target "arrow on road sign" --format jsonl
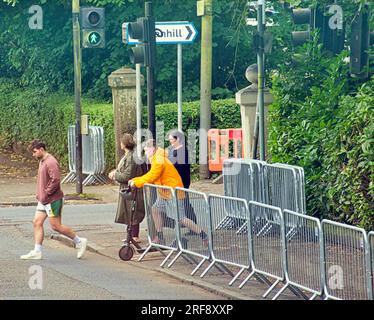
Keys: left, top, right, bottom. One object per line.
{"left": 125, "top": 21, "right": 198, "bottom": 45}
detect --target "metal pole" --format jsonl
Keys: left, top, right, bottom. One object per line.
{"left": 72, "top": 0, "right": 83, "bottom": 194}
{"left": 145, "top": 2, "right": 156, "bottom": 140}
{"left": 177, "top": 44, "right": 183, "bottom": 132}
{"left": 257, "top": 0, "right": 266, "bottom": 161}
{"left": 136, "top": 63, "right": 142, "bottom": 159}
{"left": 199, "top": 0, "right": 213, "bottom": 179}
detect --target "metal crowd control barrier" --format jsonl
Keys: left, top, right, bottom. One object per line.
{"left": 62, "top": 125, "right": 109, "bottom": 186}
{"left": 322, "top": 220, "right": 373, "bottom": 300}
{"left": 200, "top": 195, "right": 250, "bottom": 283}
{"left": 370, "top": 232, "right": 374, "bottom": 297}
{"left": 219, "top": 159, "right": 266, "bottom": 231}
{"left": 166, "top": 188, "right": 212, "bottom": 275}
{"left": 138, "top": 184, "right": 179, "bottom": 266}
{"left": 272, "top": 210, "right": 324, "bottom": 300}
{"left": 262, "top": 163, "right": 306, "bottom": 241}
{"left": 239, "top": 201, "right": 286, "bottom": 298}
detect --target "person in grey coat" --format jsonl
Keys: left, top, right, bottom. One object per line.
{"left": 109, "top": 133, "right": 146, "bottom": 243}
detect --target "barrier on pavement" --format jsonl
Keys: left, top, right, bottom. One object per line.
{"left": 138, "top": 182, "right": 374, "bottom": 300}
{"left": 208, "top": 128, "right": 244, "bottom": 172}
{"left": 322, "top": 220, "right": 372, "bottom": 300}
{"left": 166, "top": 188, "right": 212, "bottom": 275}
{"left": 62, "top": 125, "right": 109, "bottom": 185}
{"left": 138, "top": 184, "right": 180, "bottom": 267}
{"left": 370, "top": 232, "right": 374, "bottom": 296}
{"left": 200, "top": 195, "right": 250, "bottom": 283}
{"left": 239, "top": 201, "right": 286, "bottom": 298}
{"left": 273, "top": 210, "right": 324, "bottom": 300}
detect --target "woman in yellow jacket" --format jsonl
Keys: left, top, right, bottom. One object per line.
{"left": 129, "top": 139, "right": 208, "bottom": 245}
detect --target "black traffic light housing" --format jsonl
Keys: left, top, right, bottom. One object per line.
{"left": 128, "top": 17, "right": 155, "bottom": 67}
{"left": 291, "top": 5, "right": 345, "bottom": 56}
{"left": 350, "top": 4, "right": 373, "bottom": 79}
{"left": 80, "top": 7, "right": 105, "bottom": 48}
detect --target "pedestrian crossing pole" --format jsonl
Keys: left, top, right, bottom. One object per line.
{"left": 72, "top": 0, "right": 83, "bottom": 194}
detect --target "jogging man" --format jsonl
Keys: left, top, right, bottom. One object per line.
{"left": 20, "top": 140, "right": 87, "bottom": 260}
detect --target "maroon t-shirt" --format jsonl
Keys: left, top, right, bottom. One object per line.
{"left": 36, "top": 154, "right": 64, "bottom": 205}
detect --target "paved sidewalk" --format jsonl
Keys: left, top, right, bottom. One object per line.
{"left": 0, "top": 164, "right": 298, "bottom": 300}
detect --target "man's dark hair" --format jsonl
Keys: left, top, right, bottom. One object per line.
{"left": 29, "top": 139, "right": 46, "bottom": 152}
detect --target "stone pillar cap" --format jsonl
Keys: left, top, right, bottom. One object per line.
{"left": 108, "top": 67, "right": 144, "bottom": 88}
{"left": 236, "top": 85, "right": 273, "bottom": 106}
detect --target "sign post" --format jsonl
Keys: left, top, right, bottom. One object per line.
{"left": 126, "top": 21, "right": 198, "bottom": 135}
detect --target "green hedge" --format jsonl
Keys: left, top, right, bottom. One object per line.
{"left": 0, "top": 78, "right": 240, "bottom": 171}
{"left": 268, "top": 42, "right": 374, "bottom": 230}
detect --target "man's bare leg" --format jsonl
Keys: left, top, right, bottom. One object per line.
{"left": 49, "top": 215, "right": 87, "bottom": 259}
{"left": 33, "top": 211, "right": 48, "bottom": 246}
{"left": 48, "top": 216, "right": 76, "bottom": 239}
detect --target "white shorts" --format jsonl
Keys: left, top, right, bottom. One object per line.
{"left": 36, "top": 198, "right": 64, "bottom": 218}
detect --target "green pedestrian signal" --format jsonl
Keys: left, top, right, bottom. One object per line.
{"left": 88, "top": 31, "right": 101, "bottom": 45}
{"left": 80, "top": 7, "right": 105, "bottom": 49}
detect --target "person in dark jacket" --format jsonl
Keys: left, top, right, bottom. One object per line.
{"left": 167, "top": 130, "right": 198, "bottom": 227}
{"left": 109, "top": 133, "right": 145, "bottom": 243}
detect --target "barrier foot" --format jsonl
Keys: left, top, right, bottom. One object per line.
{"left": 182, "top": 254, "right": 198, "bottom": 265}
{"left": 262, "top": 279, "right": 280, "bottom": 298}
{"left": 215, "top": 262, "right": 234, "bottom": 277}
{"left": 167, "top": 251, "right": 182, "bottom": 268}
{"left": 200, "top": 261, "right": 215, "bottom": 278}
{"left": 310, "top": 293, "right": 318, "bottom": 300}
{"left": 288, "top": 285, "right": 309, "bottom": 300}
{"left": 239, "top": 270, "right": 255, "bottom": 289}
{"left": 229, "top": 267, "right": 246, "bottom": 286}
{"left": 138, "top": 245, "right": 152, "bottom": 262}
{"left": 254, "top": 273, "right": 272, "bottom": 286}
{"left": 160, "top": 250, "right": 175, "bottom": 268}
{"left": 272, "top": 283, "right": 289, "bottom": 300}
{"left": 191, "top": 258, "right": 207, "bottom": 276}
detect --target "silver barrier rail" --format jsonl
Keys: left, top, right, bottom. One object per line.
{"left": 322, "top": 220, "right": 372, "bottom": 300}
{"left": 219, "top": 159, "right": 266, "bottom": 231}
{"left": 273, "top": 163, "right": 306, "bottom": 214}
{"left": 138, "top": 184, "right": 180, "bottom": 267}
{"left": 370, "top": 231, "right": 374, "bottom": 299}
{"left": 62, "top": 125, "right": 109, "bottom": 185}
{"left": 262, "top": 164, "right": 306, "bottom": 241}
{"left": 200, "top": 195, "right": 250, "bottom": 283}
{"left": 272, "top": 210, "right": 324, "bottom": 300}
{"left": 239, "top": 201, "right": 286, "bottom": 298}
{"left": 166, "top": 188, "right": 212, "bottom": 275}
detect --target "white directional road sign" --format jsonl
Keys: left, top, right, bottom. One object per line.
{"left": 125, "top": 21, "right": 198, "bottom": 45}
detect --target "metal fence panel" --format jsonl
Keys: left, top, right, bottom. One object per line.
{"left": 274, "top": 210, "right": 324, "bottom": 299}
{"left": 208, "top": 195, "right": 250, "bottom": 269}
{"left": 63, "top": 125, "right": 108, "bottom": 185}
{"left": 249, "top": 201, "right": 284, "bottom": 280}
{"left": 166, "top": 188, "right": 212, "bottom": 273}
{"left": 138, "top": 184, "right": 179, "bottom": 266}
{"left": 322, "top": 220, "right": 371, "bottom": 300}
{"left": 369, "top": 231, "right": 374, "bottom": 300}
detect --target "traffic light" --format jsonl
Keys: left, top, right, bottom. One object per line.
{"left": 350, "top": 4, "right": 373, "bottom": 79}
{"left": 80, "top": 7, "right": 105, "bottom": 48}
{"left": 127, "top": 17, "right": 155, "bottom": 67}
{"left": 291, "top": 5, "right": 344, "bottom": 56}
{"left": 291, "top": 8, "right": 313, "bottom": 46}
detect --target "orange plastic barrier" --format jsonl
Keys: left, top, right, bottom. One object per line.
{"left": 208, "top": 128, "right": 244, "bottom": 172}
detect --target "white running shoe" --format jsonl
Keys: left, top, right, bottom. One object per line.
{"left": 76, "top": 238, "right": 87, "bottom": 259}
{"left": 20, "top": 250, "right": 42, "bottom": 260}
